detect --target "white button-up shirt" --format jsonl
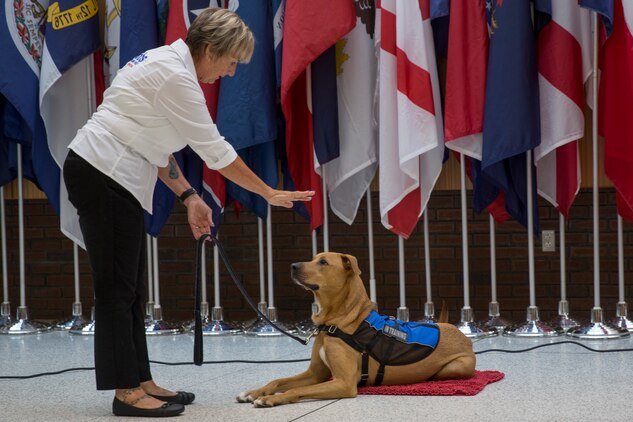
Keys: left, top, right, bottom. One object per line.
{"left": 69, "top": 39, "right": 237, "bottom": 213}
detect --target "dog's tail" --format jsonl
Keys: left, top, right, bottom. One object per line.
{"left": 438, "top": 301, "right": 449, "bottom": 323}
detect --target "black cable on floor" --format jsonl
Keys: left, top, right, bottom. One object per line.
{"left": 1, "top": 340, "right": 632, "bottom": 380}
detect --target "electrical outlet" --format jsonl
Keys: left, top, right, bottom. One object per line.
{"left": 542, "top": 230, "right": 555, "bottom": 252}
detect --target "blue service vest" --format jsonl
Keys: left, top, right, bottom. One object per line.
{"left": 319, "top": 311, "right": 441, "bottom": 385}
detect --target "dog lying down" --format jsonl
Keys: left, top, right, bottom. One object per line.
{"left": 237, "top": 252, "right": 476, "bottom": 407}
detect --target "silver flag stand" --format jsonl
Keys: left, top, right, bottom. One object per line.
{"left": 420, "top": 212, "right": 436, "bottom": 322}
{"left": 505, "top": 151, "right": 561, "bottom": 337}
{"left": 549, "top": 213, "right": 580, "bottom": 331}
{"left": 611, "top": 215, "right": 633, "bottom": 331}
{"left": 244, "top": 207, "right": 295, "bottom": 336}
{"left": 193, "top": 239, "right": 241, "bottom": 335}
{"left": 144, "top": 234, "right": 154, "bottom": 324}
{"left": 455, "top": 155, "right": 493, "bottom": 337}
{"left": 396, "top": 236, "right": 409, "bottom": 323}
{"left": 367, "top": 189, "right": 378, "bottom": 305}
{"left": 55, "top": 244, "right": 87, "bottom": 330}
{"left": 483, "top": 215, "right": 511, "bottom": 333}
{"left": 568, "top": 13, "right": 628, "bottom": 339}
{"left": 145, "top": 236, "right": 182, "bottom": 335}
{"left": 1, "top": 145, "right": 51, "bottom": 334}
{"left": 0, "top": 187, "right": 12, "bottom": 329}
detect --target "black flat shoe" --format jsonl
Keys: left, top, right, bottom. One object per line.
{"left": 147, "top": 391, "right": 195, "bottom": 405}
{"left": 112, "top": 397, "right": 184, "bottom": 417}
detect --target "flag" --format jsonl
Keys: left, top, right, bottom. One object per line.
{"left": 377, "top": 0, "right": 445, "bottom": 239}
{"left": 580, "top": 0, "right": 614, "bottom": 37}
{"left": 0, "top": 0, "right": 61, "bottom": 212}
{"left": 272, "top": 0, "right": 285, "bottom": 88}
{"left": 166, "top": 0, "right": 224, "bottom": 233}
{"left": 280, "top": 0, "right": 355, "bottom": 231}
{"left": 322, "top": 10, "right": 378, "bottom": 225}
{"left": 216, "top": 0, "right": 278, "bottom": 220}
{"left": 104, "top": 0, "right": 159, "bottom": 85}
{"left": 311, "top": 45, "right": 340, "bottom": 170}
{"left": 534, "top": 0, "right": 591, "bottom": 220}
{"left": 0, "top": 99, "right": 39, "bottom": 188}
{"left": 481, "top": 0, "right": 541, "bottom": 233}
{"left": 442, "top": 0, "right": 507, "bottom": 224}
{"left": 599, "top": 0, "right": 633, "bottom": 220}
{"left": 39, "top": 0, "right": 101, "bottom": 247}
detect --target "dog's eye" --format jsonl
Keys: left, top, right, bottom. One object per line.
{"left": 318, "top": 258, "right": 328, "bottom": 266}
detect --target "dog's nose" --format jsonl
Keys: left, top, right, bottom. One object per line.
{"left": 291, "top": 262, "right": 302, "bottom": 271}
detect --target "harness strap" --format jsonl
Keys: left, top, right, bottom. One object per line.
{"left": 320, "top": 324, "right": 384, "bottom": 387}
{"left": 374, "top": 337, "right": 396, "bottom": 386}
{"left": 318, "top": 325, "right": 365, "bottom": 353}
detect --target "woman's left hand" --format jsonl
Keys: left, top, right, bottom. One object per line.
{"left": 266, "top": 190, "right": 315, "bottom": 208}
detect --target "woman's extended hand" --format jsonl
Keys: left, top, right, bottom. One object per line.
{"left": 266, "top": 190, "right": 315, "bottom": 208}
{"left": 184, "top": 195, "right": 213, "bottom": 239}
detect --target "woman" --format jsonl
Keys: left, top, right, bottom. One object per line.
{"left": 63, "top": 8, "right": 313, "bottom": 418}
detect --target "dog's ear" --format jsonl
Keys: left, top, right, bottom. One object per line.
{"left": 341, "top": 254, "right": 361, "bottom": 276}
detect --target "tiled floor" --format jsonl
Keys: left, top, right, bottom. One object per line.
{"left": 1, "top": 325, "right": 633, "bottom": 421}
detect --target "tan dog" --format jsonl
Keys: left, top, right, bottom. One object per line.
{"left": 237, "top": 252, "right": 476, "bottom": 407}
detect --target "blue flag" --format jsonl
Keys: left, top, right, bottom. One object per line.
{"left": 0, "top": 3, "right": 60, "bottom": 212}
{"left": 272, "top": 0, "right": 285, "bottom": 88}
{"left": 311, "top": 45, "right": 340, "bottom": 166}
{"left": 216, "top": 0, "right": 279, "bottom": 220}
{"left": 482, "top": 0, "right": 540, "bottom": 233}
{"left": 580, "top": 0, "right": 614, "bottom": 37}
{"left": 0, "top": 99, "right": 39, "bottom": 188}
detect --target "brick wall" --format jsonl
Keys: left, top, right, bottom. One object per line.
{"left": 3, "top": 188, "right": 632, "bottom": 326}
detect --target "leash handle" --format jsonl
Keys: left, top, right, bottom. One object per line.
{"left": 193, "top": 234, "right": 310, "bottom": 365}
{"left": 193, "top": 234, "right": 211, "bottom": 366}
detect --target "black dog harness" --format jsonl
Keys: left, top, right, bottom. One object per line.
{"left": 319, "top": 311, "right": 440, "bottom": 387}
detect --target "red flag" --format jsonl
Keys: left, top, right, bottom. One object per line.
{"left": 535, "top": 1, "right": 591, "bottom": 220}
{"left": 281, "top": 0, "right": 356, "bottom": 231}
{"left": 600, "top": 0, "right": 633, "bottom": 221}
{"left": 443, "top": 0, "right": 488, "bottom": 157}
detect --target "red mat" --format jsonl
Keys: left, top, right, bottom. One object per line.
{"left": 357, "top": 370, "right": 504, "bottom": 396}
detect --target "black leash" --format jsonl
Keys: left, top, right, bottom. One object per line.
{"left": 194, "top": 233, "right": 313, "bottom": 366}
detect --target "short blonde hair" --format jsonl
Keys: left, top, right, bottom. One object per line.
{"left": 186, "top": 8, "right": 254, "bottom": 63}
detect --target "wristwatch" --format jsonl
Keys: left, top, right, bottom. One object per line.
{"left": 179, "top": 187, "right": 198, "bottom": 203}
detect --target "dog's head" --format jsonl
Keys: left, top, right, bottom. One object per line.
{"left": 291, "top": 252, "right": 362, "bottom": 295}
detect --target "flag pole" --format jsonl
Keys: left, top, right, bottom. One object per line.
{"left": 322, "top": 173, "right": 329, "bottom": 252}
{"left": 246, "top": 205, "right": 291, "bottom": 335}
{"left": 0, "top": 187, "right": 11, "bottom": 329}
{"left": 145, "top": 236, "right": 182, "bottom": 335}
{"left": 421, "top": 211, "right": 435, "bottom": 321}
{"left": 145, "top": 234, "right": 154, "bottom": 320}
{"left": 505, "top": 150, "right": 560, "bottom": 337}
{"left": 0, "top": 145, "right": 51, "bottom": 334}
{"left": 455, "top": 154, "right": 491, "bottom": 337}
{"left": 482, "top": 214, "right": 510, "bottom": 333}
{"left": 549, "top": 213, "right": 579, "bottom": 331}
{"left": 244, "top": 215, "right": 278, "bottom": 335}
{"left": 203, "top": 239, "right": 241, "bottom": 335}
{"left": 569, "top": 12, "right": 628, "bottom": 339}
{"left": 611, "top": 215, "right": 633, "bottom": 330}
{"left": 366, "top": 189, "right": 377, "bottom": 304}
{"left": 396, "top": 236, "right": 409, "bottom": 322}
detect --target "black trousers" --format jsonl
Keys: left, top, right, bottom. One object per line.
{"left": 63, "top": 150, "right": 152, "bottom": 390}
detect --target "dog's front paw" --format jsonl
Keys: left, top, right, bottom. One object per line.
{"left": 253, "top": 396, "right": 276, "bottom": 408}
{"left": 236, "top": 391, "right": 256, "bottom": 403}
